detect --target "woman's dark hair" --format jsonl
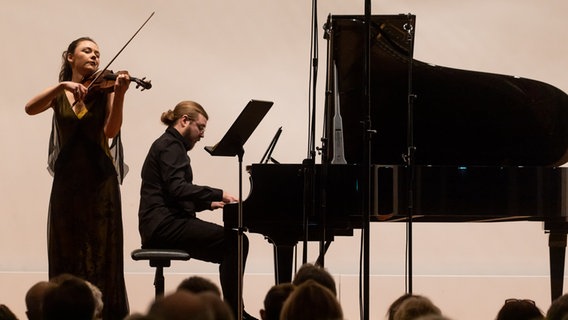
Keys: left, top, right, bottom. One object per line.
{"left": 59, "top": 37, "right": 96, "bottom": 82}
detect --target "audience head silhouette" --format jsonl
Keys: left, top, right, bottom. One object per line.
{"left": 414, "top": 315, "right": 453, "bottom": 320}
{"left": 177, "top": 276, "right": 222, "bottom": 297}
{"left": 25, "top": 280, "right": 56, "bottom": 320}
{"left": 292, "top": 262, "right": 337, "bottom": 296}
{"left": 546, "top": 294, "right": 568, "bottom": 320}
{"left": 84, "top": 280, "right": 104, "bottom": 320}
{"left": 0, "top": 305, "right": 17, "bottom": 320}
{"left": 124, "top": 313, "right": 161, "bottom": 320}
{"left": 198, "top": 291, "right": 235, "bottom": 320}
{"left": 496, "top": 298, "right": 544, "bottom": 320}
{"left": 392, "top": 294, "right": 442, "bottom": 320}
{"left": 280, "top": 279, "right": 343, "bottom": 320}
{"left": 148, "top": 290, "right": 214, "bottom": 320}
{"left": 42, "top": 275, "right": 95, "bottom": 320}
{"left": 387, "top": 293, "right": 415, "bottom": 320}
{"left": 260, "top": 283, "right": 295, "bottom": 320}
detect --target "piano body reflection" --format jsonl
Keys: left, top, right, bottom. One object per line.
{"left": 223, "top": 14, "right": 568, "bottom": 300}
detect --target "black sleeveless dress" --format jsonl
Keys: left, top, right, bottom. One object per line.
{"left": 47, "top": 92, "right": 129, "bottom": 319}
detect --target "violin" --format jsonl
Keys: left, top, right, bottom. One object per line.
{"left": 75, "top": 69, "right": 151, "bottom": 105}
{"left": 82, "top": 69, "right": 152, "bottom": 93}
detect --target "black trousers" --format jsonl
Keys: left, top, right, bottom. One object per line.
{"left": 145, "top": 216, "right": 249, "bottom": 314}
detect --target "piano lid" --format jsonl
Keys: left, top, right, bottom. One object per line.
{"left": 326, "top": 14, "right": 568, "bottom": 166}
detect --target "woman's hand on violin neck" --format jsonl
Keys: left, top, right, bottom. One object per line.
{"left": 113, "top": 71, "right": 131, "bottom": 95}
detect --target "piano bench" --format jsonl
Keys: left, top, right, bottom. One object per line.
{"left": 131, "top": 248, "right": 191, "bottom": 298}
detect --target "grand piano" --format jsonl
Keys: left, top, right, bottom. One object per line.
{"left": 223, "top": 14, "right": 568, "bottom": 301}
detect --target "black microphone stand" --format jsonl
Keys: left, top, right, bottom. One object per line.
{"left": 302, "top": 0, "right": 320, "bottom": 266}
{"left": 402, "top": 14, "right": 416, "bottom": 295}
{"left": 236, "top": 147, "right": 245, "bottom": 320}
{"left": 362, "top": 1, "right": 373, "bottom": 319}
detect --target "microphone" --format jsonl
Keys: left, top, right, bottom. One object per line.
{"left": 331, "top": 63, "right": 347, "bottom": 165}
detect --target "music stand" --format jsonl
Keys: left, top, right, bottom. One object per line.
{"left": 204, "top": 99, "right": 273, "bottom": 320}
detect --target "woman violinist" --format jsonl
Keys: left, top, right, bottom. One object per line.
{"left": 24, "top": 37, "right": 130, "bottom": 319}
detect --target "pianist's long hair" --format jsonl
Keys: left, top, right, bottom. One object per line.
{"left": 161, "top": 100, "right": 209, "bottom": 126}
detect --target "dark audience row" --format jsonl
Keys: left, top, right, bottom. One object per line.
{"left": 2, "top": 263, "right": 568, "bottom": 320}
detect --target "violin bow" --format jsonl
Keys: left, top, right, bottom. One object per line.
{"left": 84, "top": 11, "right": 155, "bottom": 90}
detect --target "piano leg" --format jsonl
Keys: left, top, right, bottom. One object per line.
{"left": 271, "top": 241, "right": 296, "bottom": 284}
{"left": 549, "top": 231, "right": 567, "bottom": 302}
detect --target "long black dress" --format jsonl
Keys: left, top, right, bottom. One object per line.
{"left": 47, "top": 91, "right": 128, "bottom": 319}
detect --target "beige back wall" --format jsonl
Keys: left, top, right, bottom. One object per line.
{"left": 2, "top": 1, "right": 568, "bottom": 319}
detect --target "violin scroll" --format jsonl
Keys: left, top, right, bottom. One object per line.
{"left": 102, "top": 71, "right": 152, "bottom": 91}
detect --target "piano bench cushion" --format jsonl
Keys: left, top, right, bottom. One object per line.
{"left": 131, "top": 248, "right": 190, "bottom": 268}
